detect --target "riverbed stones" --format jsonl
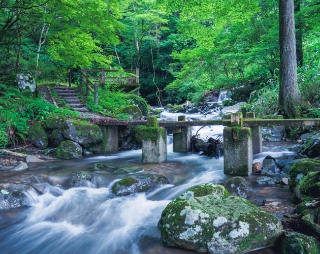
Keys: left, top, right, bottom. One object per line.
{"left": 53, "top": 140, "right": 82, "bottom": 159}
{"left": 112, "top": 174, "right": 169, "bottom": 196}
{"left": 158, "top": 183, "right": 282, "bottom": 254}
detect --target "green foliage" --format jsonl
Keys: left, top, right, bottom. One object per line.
{"left": 0, "top": 83, "right": 79, "bottom": 148}
{"left": 222, "top": 99, "right": 235, "bottom": 107}
{"left": 245, "top": 81, "right": 279, "bottom": 117}
{"left": 86, "top": 85, "right": 149, "bottom": 119}
{"left": 0, "top": 124, "right": 9, "bottom": 148}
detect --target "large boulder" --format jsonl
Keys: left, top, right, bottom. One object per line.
{"left": 292, "top": 171, "right": 320, "bottom": 202}
{"left": 115, "top": 105, "right": 142, "bottom": 120}
{"left": 112, "top": 174, "right": 169, "bottom": 196}
{"left": 158, "top": 183, "right": 282, "bottom": 254}
{"left": 288, "top": 159, "right": 320, "bottom": 191}
{"left": 281, "top": 232, "right": 320, "bottom": 254}
{"left": 28, "top": 122, "right": 48, "bottom": 149}
{"left": 49, "top": 129, "right": 65, "bottom": 148}
{"left": 62, "top": 120, "right": 103, "bottom": 149}
{"left": 299, "top": 133, "right": 320, "bottom": 158}
{"left": 42, "top": 116, "right": 66, "bottom": 131}
{"left": 53, "top": 140, "right": 82, "bottom": 159}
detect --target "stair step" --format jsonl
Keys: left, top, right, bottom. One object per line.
{"left": 69, "top": 103, "right": 85, "bottom": 107}
{"left": 57, "top": 93, "right": 77, "bottom": 97}
{"left": 73, "top": 108, "right": 88, "bottom": 112}
{"left": 65, "top": 99, "right": 81, "bottom": 103}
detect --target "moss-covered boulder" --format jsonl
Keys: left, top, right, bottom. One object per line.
{"left": 28, "top": 122, "right": 48, "bottom": 149}
{"left": 112, "top": 174, "right": 169, "bottom": 196}
{"left": 62, "top": 120, "right": 103, "bottom": 149}
{"left": 49, "top": 129, "right": 65, "bottom": 148}
{"left": 281, "top": 232, "right": 320, "bottom": 254}
{"left": 70, "top": 171, "right": 93, "bottom": 187}
{"left": 158, "top": 183, "right": 282, "bottom": 254}
{"left": 289, "top": 159, "right": 320, "bottom": 191}
{"left": 116, "top": 105, "right": 142, "bottom": 120}
{"left": 93, "top": 163, "right": 143, "bottom": 174}
{"left": 300, "top": 133, "right": 320, "bottom": 158}
{"left": 53, "top": 140, "right": 82, "bottom": 159}
{"left": 221, "top": 177, "right": 251, "bottom": 198}
{"left": 42, "top": 116, "right": 66, "bottom": 131}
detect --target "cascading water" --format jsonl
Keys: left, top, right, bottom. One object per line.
{"left": 0, "top": 110, "right": 295, "bottom": 254}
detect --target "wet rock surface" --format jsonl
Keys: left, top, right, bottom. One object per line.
{"left": 158, "top": 184, "right": 282, "bottom": 254}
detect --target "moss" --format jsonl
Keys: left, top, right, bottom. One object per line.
{"left": 117, "top": 177, "right": 139, "bottom": 187}
{"left": 136, "top": 126, "right": 166, "bottom": 143}
{"left": 42, "top": 116, "right": 66, "bottom": 130}
{"left": 289, "top": 159, "right": 320, "bottom": 190}
{"left": 146, "top": 116, "right": 159, "bottom": 127}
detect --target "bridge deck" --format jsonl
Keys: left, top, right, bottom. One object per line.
{"left": 89, "top": 118, "right": 320, "bottom": 128}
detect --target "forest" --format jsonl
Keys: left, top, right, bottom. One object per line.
{"left": 0, "top": 0, "right": 320, "bottom": 148}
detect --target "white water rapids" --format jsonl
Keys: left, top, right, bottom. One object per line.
{"left": 0, "top": 111, "right": 294, "bottom": 254}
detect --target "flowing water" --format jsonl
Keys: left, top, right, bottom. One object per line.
{"left": 0, "top": 112, "right": 294, "bottom": 254}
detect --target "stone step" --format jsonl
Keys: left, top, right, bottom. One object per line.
{"left": 56, "top": 93, "right": 77, "bottom": 97}
{"left": 73, "top": 107, "right": 88, "bottom": 112}
{"left": 69, "top": 103, "right": 84, "bottom": 107}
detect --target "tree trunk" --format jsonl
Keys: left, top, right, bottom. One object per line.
{"left": 279, "top": 0, "right": 301, "bottom": 118}
{"left": 295, "top": 0, "right": 303, "bottom": 67}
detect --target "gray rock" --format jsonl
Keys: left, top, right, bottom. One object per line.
{"left": 158, "top": 184, "right": 282, "bottom": 254}
{"left": 112, "top": 174, "right": 169, "bottom": 196}
{"left": 53, "top": 140, "right": 82, "bottom": 159}
{"left": 221, "top": 177, "right": 251, "bottom": 198}
{"left": 62, "top": 120, "right": 103, "bottom": 149}
{"left": 26, "top": 155, "right": 44, "bottom": 163}
{"left": 28, "top": 122, "right": 48, "bottom": 149}
{"left": 12, "top": 162, "right": 28, "bottom": 171}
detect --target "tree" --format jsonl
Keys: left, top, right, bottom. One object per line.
{"left": 279, "top": 0, "right": 301, "bottom": 118}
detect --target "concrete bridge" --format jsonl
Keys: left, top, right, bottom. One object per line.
{"left": 90, "top": 114, "right": 320, "bottom": 176}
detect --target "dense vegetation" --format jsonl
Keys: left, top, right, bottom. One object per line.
{"left": 1, "top": 0, "right": 320, "bottom": 148}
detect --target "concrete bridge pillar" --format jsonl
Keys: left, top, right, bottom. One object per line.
{"left": 141, "top": 116, "right": 167, "bottom": 163}
{"left": 223, "top": 113, "right": 253, "bottom": 176}
{"left": 246, "top": 112, "right": 262, "bottom": 154}
{"left": 100, "top": 126, "right": 119, "bottom": 152}
{"left": 173, "top": 115, "right": 192, "bottom": 153}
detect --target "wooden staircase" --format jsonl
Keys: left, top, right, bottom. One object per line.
{"left": 53, "top": 87, "right": 88, "bottom": 112}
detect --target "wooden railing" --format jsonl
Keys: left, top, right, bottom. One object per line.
{"left": 80, "top": 68, "right": 140, "bottom": 105}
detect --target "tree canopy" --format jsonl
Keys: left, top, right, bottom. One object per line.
{"left": 1, "top": 0, "right": 320, "bottom": 117}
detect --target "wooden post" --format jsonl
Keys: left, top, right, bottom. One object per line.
{"left": 101, "top": 68, "right": 105, "bottom": 84}
{"left": 94, "top": 82, "right": 98, "bottom": 105}
{"left": 135, "top": 68, "right": 139, "bottom": 84}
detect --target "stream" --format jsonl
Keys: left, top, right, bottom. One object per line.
{"left": 0, "top": 111, "right": 295, "bottom": 254}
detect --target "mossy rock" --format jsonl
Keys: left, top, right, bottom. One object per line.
{"left": 112, "top": 174, "right": 169, "bottom": 196}
{"left": 62, "top": 119, "right": 103, "bottom": 149}
{"left": 42, "top": 116, "right": 66, "bottom": 131}
{"left": 293, "top": 171, "right": 320, "bottom": 202}
{"left": 281, "top": 232, "right": 320, "bottom": 254}
{"left": 93, "top": 163, "right": 143, "bottom": 175}
{"left": 53, "top": 140, "right": 82, "bottom": 159}
{"left": 116, "top": 105, "right": 142, "bottom": 120}
{"left": 70, "top": 171, "right": 93, "bottom": 187}
{"left": 158, "top": 183, "right": 282, "bottom": 254}
{"left": 221, "top": 177, "right": 251, "bottom": 198}
{"left": 27, "top": 122, "right": 48, "bottom": 149}
{"left": 289, "top": 159, "right": 320, "bottom": 191}
{"left": 49, "top": 129, "right": 65, "bottom": 148}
